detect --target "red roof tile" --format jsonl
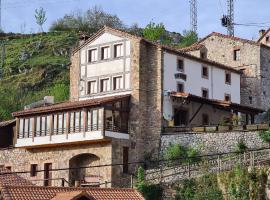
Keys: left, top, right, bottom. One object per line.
{"left": 12, "top": 95, "right": 130, "bottom": 117}
{"left": 0, "top": 167, "right": 33, "bottom": 188}
{"left": 1, "top": 186, "right": 145, "bottom": 200}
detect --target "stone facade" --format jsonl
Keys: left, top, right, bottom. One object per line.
{"left": 186, "top": 34, "right": 270, "bottom": 117}
{"left": 70, "top": 50, "right": 80, "bottom": 102}
{"left": 161, "top": 131, "right": 268, "bottom": 155}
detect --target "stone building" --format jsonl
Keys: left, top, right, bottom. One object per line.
{"left": 181, "top": 30, "right": 270, "bottom": 116}
{"left": 0, "top": 26, "right": 262, "bottom": 188}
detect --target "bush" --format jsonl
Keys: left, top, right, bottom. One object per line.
{"left": 258, "top": 128, "right": 270, "bottom": 147}
{"left": 235, "top": 139, "right": 248, "bottom": 154}
{"left": 164, "top": 144, "right": 201, "bottom": 165}
{"left": 135, "top": 166, "right": 163, "bottom": 200}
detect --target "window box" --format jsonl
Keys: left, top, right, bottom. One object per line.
{"left": 218, "top": 125, "right": 230, "bottom": 132}
{"left": 192, "top": 127, "right": 205, "bottom": 132}
{"left": 258, "top": 123, "right": 269, "bottom": 130}
{"left": 205, "top": 126, "right": 217, "bottom": 132}
{"left": 232, "top": 125, "right": 244, "bottom": 131}
{"left": 246, "top": 124, "right": 258, "bottom": 131}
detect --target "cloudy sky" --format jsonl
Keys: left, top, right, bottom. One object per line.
{"left": 3, "top": 0, "right": 270, "bottom": 40}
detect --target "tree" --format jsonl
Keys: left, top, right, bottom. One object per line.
{"left": 258, "top": 128, "right": 270, "bottom": 147}
{"left": 142, "top": 21, "right": 171, "bottom": 44}
{"left": 35, "top": 7, "right": 47, "bottom": 32}
{"left": 49, "top": 6, "right": 125, "bottom": 33}
{"left": 178, "top": 30, "right": 198, "bottom": 48}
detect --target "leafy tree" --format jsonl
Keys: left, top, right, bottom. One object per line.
{"left": 258, "top": 128, "right": 270, "bottom": 147}
{"left": 35, "top": 7, "right": 47, "bottom": 32}
{"left": 143, "top": 21, "right": 171, "bottom": 44}
{"left": 178, "top": 30, "right": 198, "bottom": 48}
{"left": 50, "top": 6, "right": 125, "bottom": 33}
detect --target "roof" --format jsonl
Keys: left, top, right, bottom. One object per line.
{"left": 72, "top": 26, "right": 241, "bottom": 74}
{"left": 170, "top": 92, "right": 264, "bottom": 114}
{"left": 12, "top": 95, "right": 130, "bottom": 117}
{"left": 258, "top": 29, "right": 270, "bottom": 42}
{"left": 51, "top": 191, "right": 94, "bottom": 200}
{"left": 0, "top": 119, "right": 16, "bottom": 128}
{"left": 1, "top": 185, "right": 145, "bottom": 200}
{"left": 0, "top": 167, "right": 33, "bottom": 188}
{"left": 178, "top": 43, "right": 205, "bottom": 52}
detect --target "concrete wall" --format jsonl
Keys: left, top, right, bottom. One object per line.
{"left": 161, "top": 131, "right": 268, "bottom": 155}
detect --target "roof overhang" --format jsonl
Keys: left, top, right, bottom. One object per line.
{"left": 12, "top": 95, "right": 131, "bottom": 117}
{"left": 170, "top": 92, "right": 264, "bottom": 115}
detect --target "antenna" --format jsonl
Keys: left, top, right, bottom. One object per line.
{"left": 190, "top": 0, "right": 197, "bottom": 33}
{"left": 221, "top": 0, "right": 234, "bottom": 36}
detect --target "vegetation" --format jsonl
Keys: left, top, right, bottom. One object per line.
{"left": 235, "top": 139, "right": 248, "bottom": 154}
{"left": 175, "top": 174, "right": 223, "bottom": 200}
{"left": 0, "top": 31, "right": 78, "bottom": 120}
{"left": 258, "top": 128, "right": 270, "bottom": 147}
{"left": 142, "top": 22, "right": 172, "bottom": 44}
{"left": 177, "top": 30, "right": 198, "bottom": 48}
{"left": 164, "top": 144, "right": 201, "bottom": 165}
{"left": 35, "top": 7, "right": 47, "bottom": 32}
{"left": 136, "top": 166, "right": 163, "bottom": 200}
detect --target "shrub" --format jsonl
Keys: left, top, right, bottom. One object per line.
{"left": 235, "top": 139, "right": 248, "bottom": 154}
{"left": 258, "top": 128, "right": 270, "bottom": 147}
{"left": 164, "top": 144, "right": 201, "bottom": 165}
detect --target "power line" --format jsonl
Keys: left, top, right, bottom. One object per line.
{"left": 1, "top": 146, "right": 270, "bottom": 176}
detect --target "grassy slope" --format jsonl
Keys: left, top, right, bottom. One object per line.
{"left": 0, "top": 32, "right": 79, "bottom": 121}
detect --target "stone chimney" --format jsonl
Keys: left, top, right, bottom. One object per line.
{"left": 259, "top": 29, "right": 266, "bottom": 37}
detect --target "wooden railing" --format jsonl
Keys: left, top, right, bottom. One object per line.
{"left": 163, "top": 123, "right": 269, "bottom": 134}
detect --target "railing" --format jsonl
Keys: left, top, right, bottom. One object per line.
{"left": 163, "top": 123, "right": 269, "bottom": 134}
{"left": 145, "top": 149, "right": 270, "bottom": 185}
{"left": 31, "top": 178, "right": 70, "bottom": 187}
{"left": 105, "top": 122, "right": 128, "bottom": 133}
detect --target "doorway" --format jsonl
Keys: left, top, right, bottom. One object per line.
{"left": 44, "top": 163, "right": 52, "bottom": 186}
{"left": 174, "top": 109, "right": 188, "bottom": 126}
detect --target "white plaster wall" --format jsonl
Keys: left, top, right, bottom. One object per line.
{"left": 163, "top": 52, "right": 241, "bottom": 120}
{"left": 86, "top": 60, "right": 124, "bottom": 77}
{"left": 91, "top": 33, "right": 123, "bottom": 45}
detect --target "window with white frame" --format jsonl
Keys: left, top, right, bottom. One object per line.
{"left": 100, "top": 78, "right": 110, "bottom": 92}
{"left": 113, "top": 76, "right": 122, "bottom": 90}
{"left": 88, "top": 49, "right": 98, "bottom": 62}
{"left": 87, "top": 80, "right": 97, "bottom": 94}
{"left": 114, "top": 44, "right": 124, "bottom": 58}
{"left": 101, "top": 46, "right": 110, "bottom": 60}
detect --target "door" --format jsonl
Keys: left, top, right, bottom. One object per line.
{"left": 174, "top": 109, "right": 188, "bottom": 126}
{"left": 44, "top": 163, "right": 52, "bottom": 186}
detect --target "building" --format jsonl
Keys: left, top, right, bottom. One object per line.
{"left": 0, "top": 26, "right": 262, "bottom": 188}
{"left": 0, "top": 167, "right": 144, "bottom": 200}
{"left": 181, "top": 30, "right": 270, "bottom": 117}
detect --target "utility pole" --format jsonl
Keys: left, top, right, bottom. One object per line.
{"left": 221, "top": 0, "right": 234, "bottom": 36}
{"left": 190, "top": 0, "right": 197, "bottom": 33}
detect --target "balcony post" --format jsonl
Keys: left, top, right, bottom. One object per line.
{"left": 66, "top": 112, "right": 70, "bottom": 139}
{"left": 49, "top": 114, "right": 53, "bottom": 141}
{"left": 32, "top": 117, "right": 36, "bottom": 142}
{"left": 14, "top": 118, "right": 19, "bottom": 145}
{"left": 102, "top": 108, "right": 106, "bottom": 137}
{"left": 83, "top": 109, "right": 87, "bottom": 138}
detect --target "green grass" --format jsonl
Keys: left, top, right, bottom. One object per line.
{"left": 0, "top": 31, "right": 79, "bottom": 120}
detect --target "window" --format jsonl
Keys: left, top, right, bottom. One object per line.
{"left": 30, "top": 164, "right": 38, "bottom": 177}
{"left": 5, "top": 166, "right": 11, "bottom": 171}
{"left": 100, "top": 78, "right": 110, "bottom": 92}
{"left": 101, "top": 46, "right": 110, "bottom": 60}
{"left": 114, "top": 44, "right": 124, "bottom": 58}
{"left": 88, "top": 49, "right": 98, "bottom": 62}
{"left": 44, "top": 163, "right": 52, "bottom": 186}
{"left": 87, "top": 81, "right": 97, "bottom": 94}
{"left": 266, "top": 36, "right": 269, "bottom": 42}
{"left": 224, "top": 93, "right": 231, "bottom": 102}
{"left": 177, "top": 82, "right": 184, "bottom": 92}
{"left": 225, "top": 72, "right": 231, "bottom": 84}
{"left": 177, "top": 59, "right": 184, "bottom": 71}
{"left": 233, "top": 49, "right": 240, "bottom": 61}
{"left": 202, "top": 66, "right": 209, "bottom": 79}
{"left": 249, "top": 96, "right": 253, "bottom": 104}
{"left": 202, "top": 88, "right": 209, "bottom": 98}
{"left": 113, "top": 76, "right": 122, "bottom": 90}
{"left": 123, "top": 147, "right": 129, "bottom": 173}
{"left": 202, "top": 114, "right": 209, "bottom": 126}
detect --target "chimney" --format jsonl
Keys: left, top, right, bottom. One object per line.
{"left": 259, "top": 29, "right": 266, "bottom": 37}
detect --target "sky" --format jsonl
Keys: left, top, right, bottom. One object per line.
{"left": 3, "top": 0, "right": 270, "bottom": 40}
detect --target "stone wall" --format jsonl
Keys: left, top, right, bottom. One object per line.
{"left": 0, "top": 142, "right": 113, "bottom": 187}
{"left": 161, "top": 131, "right": 268, "bottom": 155}
{"left": 70, "top": 50, "right": 80, "bottom": 101}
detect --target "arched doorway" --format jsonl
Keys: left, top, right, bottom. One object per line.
{"left": 69, "top": 153, "right": 100, "bottom": 186}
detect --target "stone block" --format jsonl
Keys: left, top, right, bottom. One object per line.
{"left": 232, "top": 125, "right": 244, "bottom": 131}
{"left": 218, "top": 125, "right": 230, "bottom": 132}
{"left": 205, "top": 126, "right": 217, "bottom": 132}
{"left": 246, "top": 124, "right": 258, "bottom": 131}
{"left": 192, "top": 127, "right": 205, "bottom": 132}
{"left": 258, "top": 124, "right": 269, "bottom": 130}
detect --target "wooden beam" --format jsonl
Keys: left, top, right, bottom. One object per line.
{"left": 189, "top": 103, "right": 204, "bottom": 124}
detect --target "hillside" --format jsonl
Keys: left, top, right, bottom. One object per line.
{"left": 0, "top": 31, "right": 79, "bottom": 121}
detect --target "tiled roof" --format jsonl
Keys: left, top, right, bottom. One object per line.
{"left": 72, "top": 26, "right": 241, "bottom": 74}
{"left": 1, "top": 186, "right": 145, "bottom": 200}
{"left": 0, "top": 119, "right": 16, "bottom": 128}
{"left": 51, "top": 191, "right": 94, "bottom": 200}
{"left": 0, "top": 167, "right": 33, "bottom": 188}
{"left": 12, "top": 94, "right": 130, "bottom": 117}
{"left": 170, "top": 92, "right": 264, "bottom": 114}
{"left": 178, "top": 43, "right": 205, "bottom": 52}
